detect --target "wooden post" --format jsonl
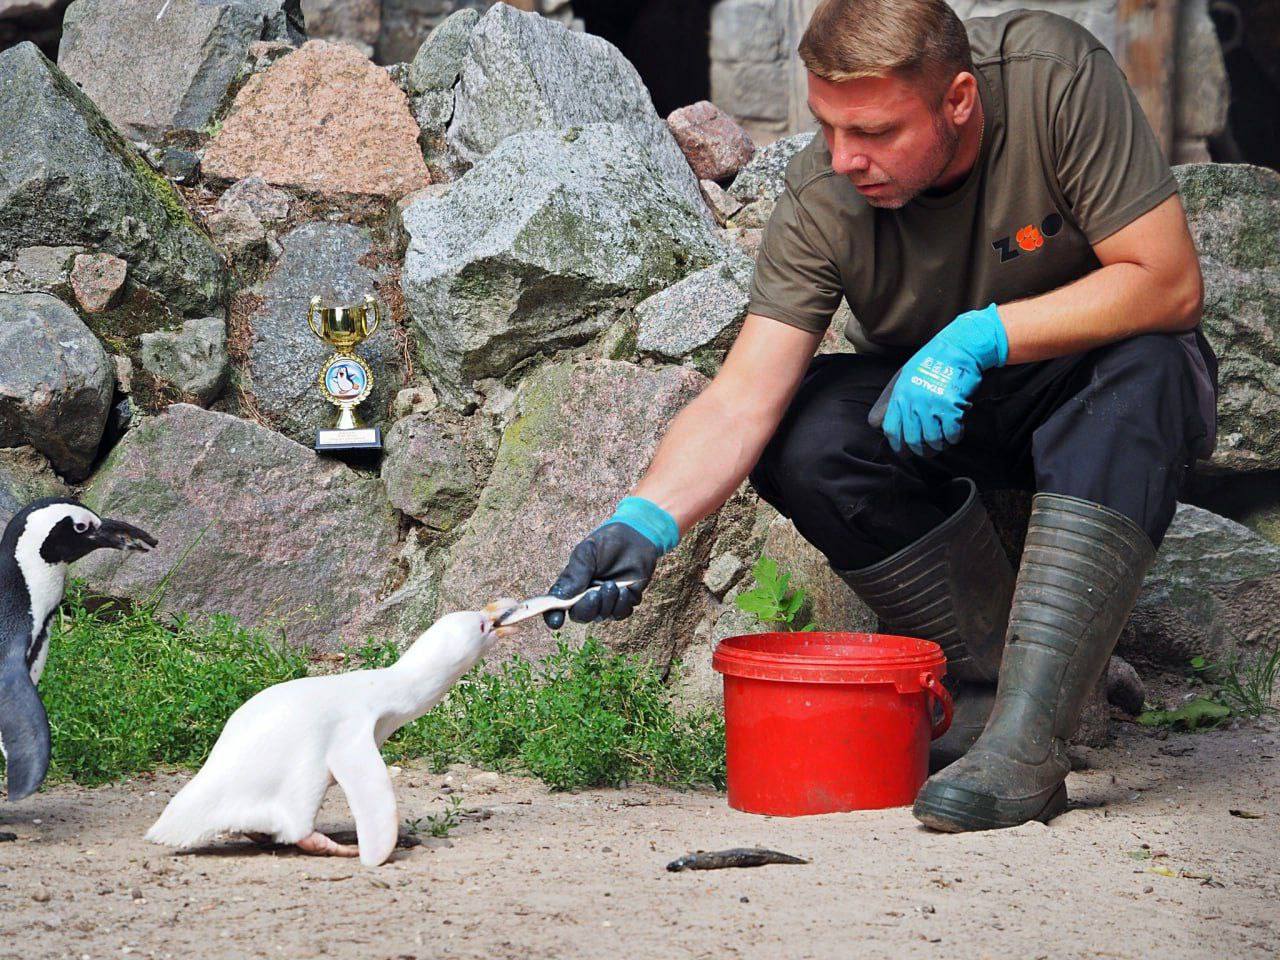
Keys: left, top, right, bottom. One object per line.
{"left": 1114, "top": 0, "right": 1179, "bottom": 156}
{"left": 501, "top": 0, "right": 539, "bottom": 12}
{"left": 786, "top": 0, "right": 823, "bottom": 135}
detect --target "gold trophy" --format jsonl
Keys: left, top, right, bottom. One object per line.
{"left": 308, "top": 294, "right": 383, "bottom": 454}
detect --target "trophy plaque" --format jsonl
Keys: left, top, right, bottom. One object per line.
{"left": 308, "top": 294, "right": 383, "bottom": 454}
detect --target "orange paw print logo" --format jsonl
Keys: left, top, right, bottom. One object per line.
{"left": 1016, "top": 225, "right": 1044, "bottom": 252}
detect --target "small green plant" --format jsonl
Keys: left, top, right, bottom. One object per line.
{"left": 1192, "top": 642, "right": 1280, "bottom": 718}
{"left": 406, "top": 795, "right": 465, "bottom": 838}
{"left": 734, "top": 555, "right": 815, "bottom": 631}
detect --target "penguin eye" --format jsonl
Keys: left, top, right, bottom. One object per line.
{"left": 73, "top": 521, "right": 90, "bottom": 534}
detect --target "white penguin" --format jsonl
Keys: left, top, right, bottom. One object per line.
{"left": 145, "top": 601, "right": 517, "bottom": 866}
{"left": 0, "top": 498, "right": 156, "bottom": 801}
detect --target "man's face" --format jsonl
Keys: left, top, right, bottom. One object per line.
{"left": 808, "top": 71, "right": 963, "bottom": 209}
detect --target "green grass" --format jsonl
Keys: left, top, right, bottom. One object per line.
{"left": 352, "top": 635, "right": 725, "bottom": 791}
{"left": 37, "top": 587, "right": 311, "bottom": 786}
{"left": 1208, "top": 644, "right": 1280, "bottom": 718}
{"left": 4, "top": 584, "right": 724, "bottom": 793}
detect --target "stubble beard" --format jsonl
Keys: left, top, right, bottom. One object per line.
{"left": 861, "top": 112, "right": 961, "bottom": 210}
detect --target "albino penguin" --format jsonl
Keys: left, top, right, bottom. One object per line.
{"left": 146, "top": 601, "right": 517, "bottom": 866}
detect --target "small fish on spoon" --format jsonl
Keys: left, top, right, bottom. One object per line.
{"left": 493, "top": 581, "right": 639, "bottom": 627}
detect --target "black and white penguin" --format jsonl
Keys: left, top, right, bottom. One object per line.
{"left": 332, "top": 365, "right": 360, "bottom": 398}
{"left": 0, "top": 498, "right": 156, "bottom": 801}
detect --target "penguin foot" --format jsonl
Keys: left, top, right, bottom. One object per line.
{"left": 296, "top": 831, "right": 361, "bottom": 858}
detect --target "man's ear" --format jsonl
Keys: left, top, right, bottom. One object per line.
{"left": 941, "top": 71, "right": 979, "bottom": 126}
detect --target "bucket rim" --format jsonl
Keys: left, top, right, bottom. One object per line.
{"left": 712, "top": 631, "right": 947, "bottom": 686}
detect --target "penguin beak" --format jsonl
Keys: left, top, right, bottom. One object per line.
{"left": 481, "top": 599, "right": 519, "bottom": 639}
{"left": 89, "top": 518, "right": 158, "bottom": 553}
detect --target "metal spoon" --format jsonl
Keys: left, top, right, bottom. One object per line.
{"left": 493, "top": 580, "right": 639, "bottom": 627}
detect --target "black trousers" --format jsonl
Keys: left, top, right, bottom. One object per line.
{"left": 748, "top": 333, "right": 1213, "bottom": 571}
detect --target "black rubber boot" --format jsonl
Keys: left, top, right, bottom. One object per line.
{"left": 835, "top": 478, "right": 1015, "bottom": 772}
{"left": 912, "top": 494, "right": 1156, "bottom": 832}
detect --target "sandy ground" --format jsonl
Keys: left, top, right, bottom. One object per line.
{"left": 1, "top": 719, "right": 1277, "bottom": 960}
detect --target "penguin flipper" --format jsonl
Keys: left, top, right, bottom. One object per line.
{"left": 328, "top": 735, "right": 397, "bottom": 867}
{"left": 0, "top": 664, "right": 51, "bottom": 802}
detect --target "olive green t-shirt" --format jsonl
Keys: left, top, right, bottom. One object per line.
{"left": 747, "top": 10, "right": 1178, "bottom": 355}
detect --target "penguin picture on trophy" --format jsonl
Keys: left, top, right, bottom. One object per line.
{"left": 325, "top": 359, "right": 366, "bottom": 401}
{"left": 0, "top": 499, "right": 156, "bottom": 802}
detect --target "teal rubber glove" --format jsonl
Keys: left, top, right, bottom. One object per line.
{"left": 543, "top": 496, "right": 678, "bottom": 628}
{"left": 874, "top": 303, "right": 1008, "bottom": 457}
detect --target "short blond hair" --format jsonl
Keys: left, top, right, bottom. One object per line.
{"left": 799, "top": 0, "right": 972, "bottom": 94}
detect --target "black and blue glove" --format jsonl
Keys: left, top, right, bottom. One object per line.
{"left": 543, "top": 496, "right": 679, "bottom": 629}
{"left": 872, "top": 303, "right": 1008, "bottom": 457}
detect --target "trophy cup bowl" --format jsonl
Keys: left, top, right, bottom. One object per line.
{"left": 308, "top": 298, "right": 380, "bottom": 350}
{"left": 309, "top": 294, "right": 383, "bottom": 456}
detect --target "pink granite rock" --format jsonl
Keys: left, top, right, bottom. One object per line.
{"left": 70, "top": 253, "right": 127, "bottom": 313}
{"left": 76, "top": 403, "right": 402, "bottom": 651}
{"left": 667, "top": 100, "right": 756, "bottom": 183}
{"left": 202, "top": 40, "right": 431, "bottom": 199}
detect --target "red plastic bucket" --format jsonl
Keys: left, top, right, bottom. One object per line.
{"left": 712, "top": 632, "right": 953, "bottom": 816}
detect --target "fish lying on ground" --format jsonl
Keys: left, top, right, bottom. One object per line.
{"left": 666, "top": 847, "right": 809, "bottom": 871}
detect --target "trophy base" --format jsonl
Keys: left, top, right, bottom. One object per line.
{"left": 315, "top": 424, "right": 383, "bottom": 458}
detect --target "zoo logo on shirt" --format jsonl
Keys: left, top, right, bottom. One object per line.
{"left": 992, "top": 212, "right": 1065, "bottom": 263}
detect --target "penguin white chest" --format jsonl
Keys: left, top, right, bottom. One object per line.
{"left": 14, "top": 542, "right": 67, "bottom": 682}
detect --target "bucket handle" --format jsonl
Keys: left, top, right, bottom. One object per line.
{"left": 921, "top": 672, "right": 953, "bottom": 740}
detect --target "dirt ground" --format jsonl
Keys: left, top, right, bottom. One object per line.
{"left": 2, "top": 718, "right": 1277, "bottom": 960}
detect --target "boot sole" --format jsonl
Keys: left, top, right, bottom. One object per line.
{"left": 913, "top": 781, "right": 1068, "bottom": 833}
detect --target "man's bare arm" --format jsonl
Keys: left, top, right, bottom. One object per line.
{"left": 631, "top": 314, "right": 823, "bottom": 534}
{"left": 999, "top": 194, "right": 1203, "bottom": 364}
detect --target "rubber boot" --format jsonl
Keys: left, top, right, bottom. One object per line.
{"left": 835, "top": 478, "right": 1015, "bottom": 772}
{"left": 912, "top": 494, "right": 1156, "bottom": 832}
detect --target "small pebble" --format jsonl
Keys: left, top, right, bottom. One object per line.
{"left": 131, "top": 888, "right": 143, "bottom": 901}
{"left": 32, "top": 887, "right": 51, "bottom": 903}
{"left": 739, "top": 896, "right": 750, "bottom": 903}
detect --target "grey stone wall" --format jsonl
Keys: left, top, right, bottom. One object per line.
{"left": 708, "top": 0, "right": 1228, "bottom": 155}
{"left": 709, "top": 0, "right": 792, "bottom": 143}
